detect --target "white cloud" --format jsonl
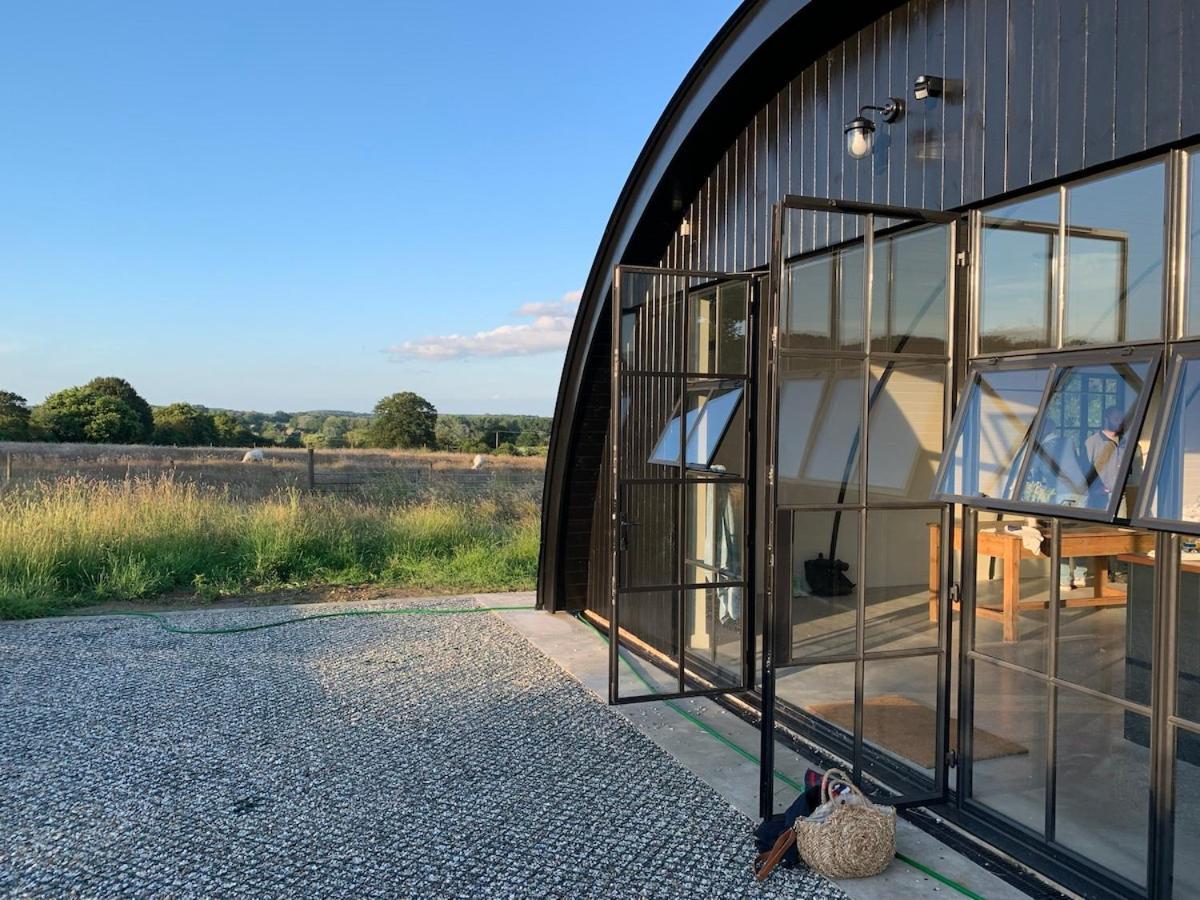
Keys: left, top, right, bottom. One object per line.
{"left": 386, "top": 290, "right": 582, "bottom": 361}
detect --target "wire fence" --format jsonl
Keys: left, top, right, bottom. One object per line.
{"left": 0, "top": 443, "right": 546, "bottom": 504}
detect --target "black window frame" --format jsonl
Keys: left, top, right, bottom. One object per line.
{"left": 1133, "top": 340, "right": 1200, "bottom": 534}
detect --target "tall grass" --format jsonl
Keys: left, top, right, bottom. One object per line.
{"left": 0, "top": 476, "right": 540, "bottom": 619}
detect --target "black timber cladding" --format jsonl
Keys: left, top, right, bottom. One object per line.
{"left": 544, "top": 0, "right": 1200, "bottom": 614}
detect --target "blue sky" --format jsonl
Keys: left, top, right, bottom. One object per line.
{"left": 0, "top": 2, "right": 735, "bottom": 416}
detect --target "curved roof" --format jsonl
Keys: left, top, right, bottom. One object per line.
{"left": 537, "top": 0, "right": 900, "bottom": 608}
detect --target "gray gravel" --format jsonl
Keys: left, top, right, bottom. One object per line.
{"left": 0, "top": 596, "right": 843, "bottom": 899}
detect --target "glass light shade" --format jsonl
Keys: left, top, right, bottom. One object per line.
{"left": 845, "top": 117, "right": 874, "bottom": 159}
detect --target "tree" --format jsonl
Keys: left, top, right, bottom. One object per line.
{"left": 152, "top": 403, "right": 217, "bottom": 446}
{"left": 369, "top": 392, "right": 437, "bottom": 448}
{"left": 0, "top": 391, "right": 31, "bottom": 440}
{"left": 84, "top": 377, "right": 154, "bottom": 441}
{"left": 212, "top": 412, "right": 258, "bottom": 447}
{"left": 32, "top": 385, "right": 144, "bottom": 443}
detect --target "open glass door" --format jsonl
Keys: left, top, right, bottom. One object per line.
{"left": 610, "top": 265, "right": 757, "bottom": 703}
{"left": 760, "top": 197, "right": 966, "bottom": 816}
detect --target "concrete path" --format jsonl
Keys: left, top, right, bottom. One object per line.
{"left": 0, "top": 594, "right": 841, "bottom": 898}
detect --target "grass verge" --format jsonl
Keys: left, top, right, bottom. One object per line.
{"left": 0, "top": 476, "right": 540, "bottom": 619}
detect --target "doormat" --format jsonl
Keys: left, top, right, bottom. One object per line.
{"left": 804, "top": 694, "right": 1027, "bottom": 769}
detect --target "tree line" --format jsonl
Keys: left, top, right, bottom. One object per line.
{"left": 0, "top": 378, "right": 550, "bottom": 453}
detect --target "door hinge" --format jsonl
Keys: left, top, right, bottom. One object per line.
{"left": 946, "top": 748, "right": 959, "bottom": 769}
{"left": 948, "top": 582, "right": 961, "bottom": 606}
{"left": 955, "top": 250, "right": 970, "bottom": 267}
{"left": 771, "top": 325, "right": 779, "bottom": 348}
{"left": 767, "top": 464, "right": 775, "bottom": 486}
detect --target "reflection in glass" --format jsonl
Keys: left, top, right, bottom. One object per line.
{"left": 1174, "top": 727, "right": 1200, "bottom": 900}
{"left": 864, "top": 508, "right": 942, "bottom": 652}
{"left": 979, "top": 192, "right": 1059, "bottom": 353}
{"left": 872, "top": 225, "right": 950, "bottom": 355}
{"left": 621, "top": 376, "right": 680, "bottom": 480}
{"left": 969, "top": 659, "right": 1047, "bottom": 835}
{"left": 971, "top": 512, "right": 1050, "bottom": 671}
{"left": 1054, "top": 689, "right": 1150, "bottom": 887}
{"left": 647, "top": 383, "right": 744, "bottom": 473}
{"left": 619, "top": 271, "right": 686, "bottom": 371}
{"left": 685, "top": 482, "right": 744, "bottom": 584}
{"left": 1064, "top": 162, "right": 1164, "bottom": 346}
{"left": 683, "top": 587, "right": 743, "bottom": 687}
{"left": 784, "top": 246, "right": 867, "bottom": 351}
{"left": 777, "top": 358, "right": 864, "bottom": 505}
{"left": 1056, "top": 524, "right": 1154, "bottom": 700}
{"left": 1178, "top": 542, "right": 1200, "bottom": 725}
{"left": 937, "top": 366, "right": 1051, "bottom": 501}
{"left": 620, "top": 483, "right": 677, "bottom": 589}
{"left": 867, "top": 360, "right": 945, "bottom": 501}
{"left": 776, "top": 661, "right": 856, "bottom": 748}
{"left": 616, "top": 590, "right": 677, "bottom": 699}
{"left": 1015, "top": 359, "right": 1151, "bottom": 512}
{"left": 787, "top": 509, "right": 859, "bottom": 661}
{"left": 1188, "top": 152, "right": 1200, "bottom": 335}
{"left": 861, "top": 657, "right": 940, "bottom": 788}
{"left": 689, "top": 280, "right": 748, "bottom": 374}
{"left": 1143, "top": 356, "right": 1200, "bottom": 523}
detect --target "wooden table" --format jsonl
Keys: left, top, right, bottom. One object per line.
{"left": 927, "top": 523, "right": 1152, "bottom": 642}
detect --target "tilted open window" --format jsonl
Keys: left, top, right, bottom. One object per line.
{"left": 1136, "top": 343, "right": 1200, "bottom": 532}
{"left": 649, "top": 381, "right": 744, "bottom": 473}
{"left": 934, "top": 348, "right": 1160, "bottom": 521}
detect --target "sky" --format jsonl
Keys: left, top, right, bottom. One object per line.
{"left": 0, "top": 1, "right": 736, "bottom": 416}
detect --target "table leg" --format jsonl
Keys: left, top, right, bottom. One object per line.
{"left": 1094, "top": 555, "right": 1110, "bottom": 599}
{"left": 1003, "top": 543, "right": 1020, "bottom": 643}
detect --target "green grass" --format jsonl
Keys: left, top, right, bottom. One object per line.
{"left": 0, "top": 476, "right": 540, "bottom": 619}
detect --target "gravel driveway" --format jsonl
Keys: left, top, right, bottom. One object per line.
{"left": 0, "top": 596, "right": 842, "bottom": 898}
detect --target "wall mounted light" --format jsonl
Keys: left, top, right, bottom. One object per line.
{"left": 913, "top": 74, "right": 944, "bottom": 101}
{"left": 844, "top": 99, "right": 902, "bottom": 159}
{"left": 679, "top": 217, "right": 691, "bottom": 237}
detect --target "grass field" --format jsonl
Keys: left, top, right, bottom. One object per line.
{"left": 0, "top": 446, "right": 544, "bottom": 619}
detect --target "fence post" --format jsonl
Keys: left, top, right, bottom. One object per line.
{"left": 307, "top": 448, "right": 315, "bottom": 490}
{"left": 4, "top": 451, "right": 11, "bottom": 482}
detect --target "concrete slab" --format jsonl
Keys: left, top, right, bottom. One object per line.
{"left": 494, "top": 603, "right": 1050, "bottom": 900}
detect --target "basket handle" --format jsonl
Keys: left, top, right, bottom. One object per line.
{"left": 820, "top": 767, "right": 868, "bottom": 805}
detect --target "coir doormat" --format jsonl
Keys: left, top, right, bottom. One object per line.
{"left": 804, "top": 694, "right": 1027, "bottom": 769}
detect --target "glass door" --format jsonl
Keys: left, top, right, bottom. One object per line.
{"left": 610, "top": 265, "right": 757, "bottom": 704}
{"left": 761, "top": 197, "right": 965, "bottom": 816}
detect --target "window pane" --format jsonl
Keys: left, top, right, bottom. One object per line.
{"left": 969, "top": 659, "right": 1048, "bottom": 835}
{"left": 971, "top": 512, "right": 1050, "bottom": 672}
{"left": 1144, "top": 355, "right": 1200, "bottom": 523}
{"left": 839, "top": 245, "right": 866, "bottom": 351}
{"left": 872, "top": 224, "right": 950, "bottom": 355}
{"left": 776, "top": 661, "right": 856, "bottom": 753}
{"left": 688, "top": 281, "right": 748, "bottom": 375}
{"left": 619, "top": 483, "right": 677, "bottom": 588}
{"left": 1173, "top": 726, "right": 1200, "bottom": 899}
{"left": 684, "top": 383, "right": 744, "bottom": 473}
{"left": 683, "top": 586, "right": 743, "bottom": 687}
{"left": 786, "top": 509, "right": 859, "bottom": 661}
{"left": 1015, "top": 359, "right": 1153, "bottom": 512}
{"left": 937, "top": 366, "right": 1050, "bottom": 501}
{"left": 784, "top": 254, "right": 834, "bottom": 350}
{"left": 1057, "top": 523, "right": 1155, "bottom": 700}
{"left": 1064, "top": 161, "right": 1165, "bottom": 346}
{"left": 1187, "top": 152, "right": 1200, "bottom": 334}
{"left": 861, "top": 656, "right": 940, "bottom": 789}
{"left": 1178, "top": 541, "right": 1200, "bottom": 725}
{"left": 1054, "top": 689, "right": 1150, "bottom": 887}
{"left": 867, "top": 360, "right": 945, "bottom": 501}
{"left": 625, "top": 376, "right": 681, "bottom": 479}
{"left": 778, "top": 357, "right": 863, "bottom": 505}
{"left": 865, "top": 508, "right": 941, "bottom": 652}
{"left": 684, "top": 482, "right": 743, "bottom": 584}
{"left": 619, "top": 270, "right": 685, "bottom": 371}
{"left": 615, "top": 590, "right": 677, "bottom": 699}
{"left": 979, "top": 192, "right": 1059, "bottom": 353}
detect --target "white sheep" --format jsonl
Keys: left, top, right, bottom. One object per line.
{"left": 242, "top": 448, "right": 265, "bottom": 463}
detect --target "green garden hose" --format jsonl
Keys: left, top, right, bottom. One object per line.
{"left": 78, "top": 605, "right": 536, "bottom": 635}
{"left": 574, "top": 613, "right": 987, "bottom": 900}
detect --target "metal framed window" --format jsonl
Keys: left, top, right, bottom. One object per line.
{"left": 933, "top": 347, "right": 1161, "bottom": 523}
{"left": 1134, "top": 341, "right": 1200, "bottom": 534}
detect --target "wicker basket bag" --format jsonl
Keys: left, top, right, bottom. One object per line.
{"left": 793, "top": 768, "right": 896, "bottom": 879}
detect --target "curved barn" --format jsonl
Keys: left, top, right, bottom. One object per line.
{"left": 540, "top": 1, "right": 1200, "bottom": 896}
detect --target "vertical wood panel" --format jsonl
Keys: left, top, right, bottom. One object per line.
{"left": 1029, "top": 0, "right": 1059, "bottom": 183}
{"left": 802, "top": 65, "right": 817, "bottom": 253}
{"left": 1113, "top": 0, "right": 1148, "bottom": 158}
{"left": 1183, "top": 0, "right": 1200, "bottom": 137}
{"left": 1145, "top": 0, "right": 1182, "bottom": 147}
{"left": 1056, "top": 0, "right": 1086, "bottom": 176}
{"left": 763, "top": 95, "right": 779, "bottom": 269}
{"left": 942, "top": 0, "right": 965, "bottom": 207}
{"left": 841, "top": 34, "right": 860, "bottom": 208}
{"left": 756, "top": 107, "right": 769, "bottom": 268}
{"left": 982, "top": 0, "right": 1008, "bottom": 197}
{"left": 961, "top": 0, "right": 986, "bottom": 202}
{"left": 813, "top": 54, "right": 830, "bottom": 251}
{"left": 887, "top": 9, "right": 909, "bottom": 205}
{"left": 827, "top": 47, "right": 845, "bottom": 243}
{"left": 1084, "top": 0, "right": 1117, "bottom": 166}
{"left": 869, "top": 18, "right": 889, "bottom": 204}
{"left": 1005, "top": 0, "right": 1033, "bottom": 188}
{"left": 905, "top": 1, "right": 927, "bottom": 206}
{"left": 788, "top": 73, "right": 805, "bottom": 256}
{"left": 730, "top": 138, "right": 743, "bottom": 273}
